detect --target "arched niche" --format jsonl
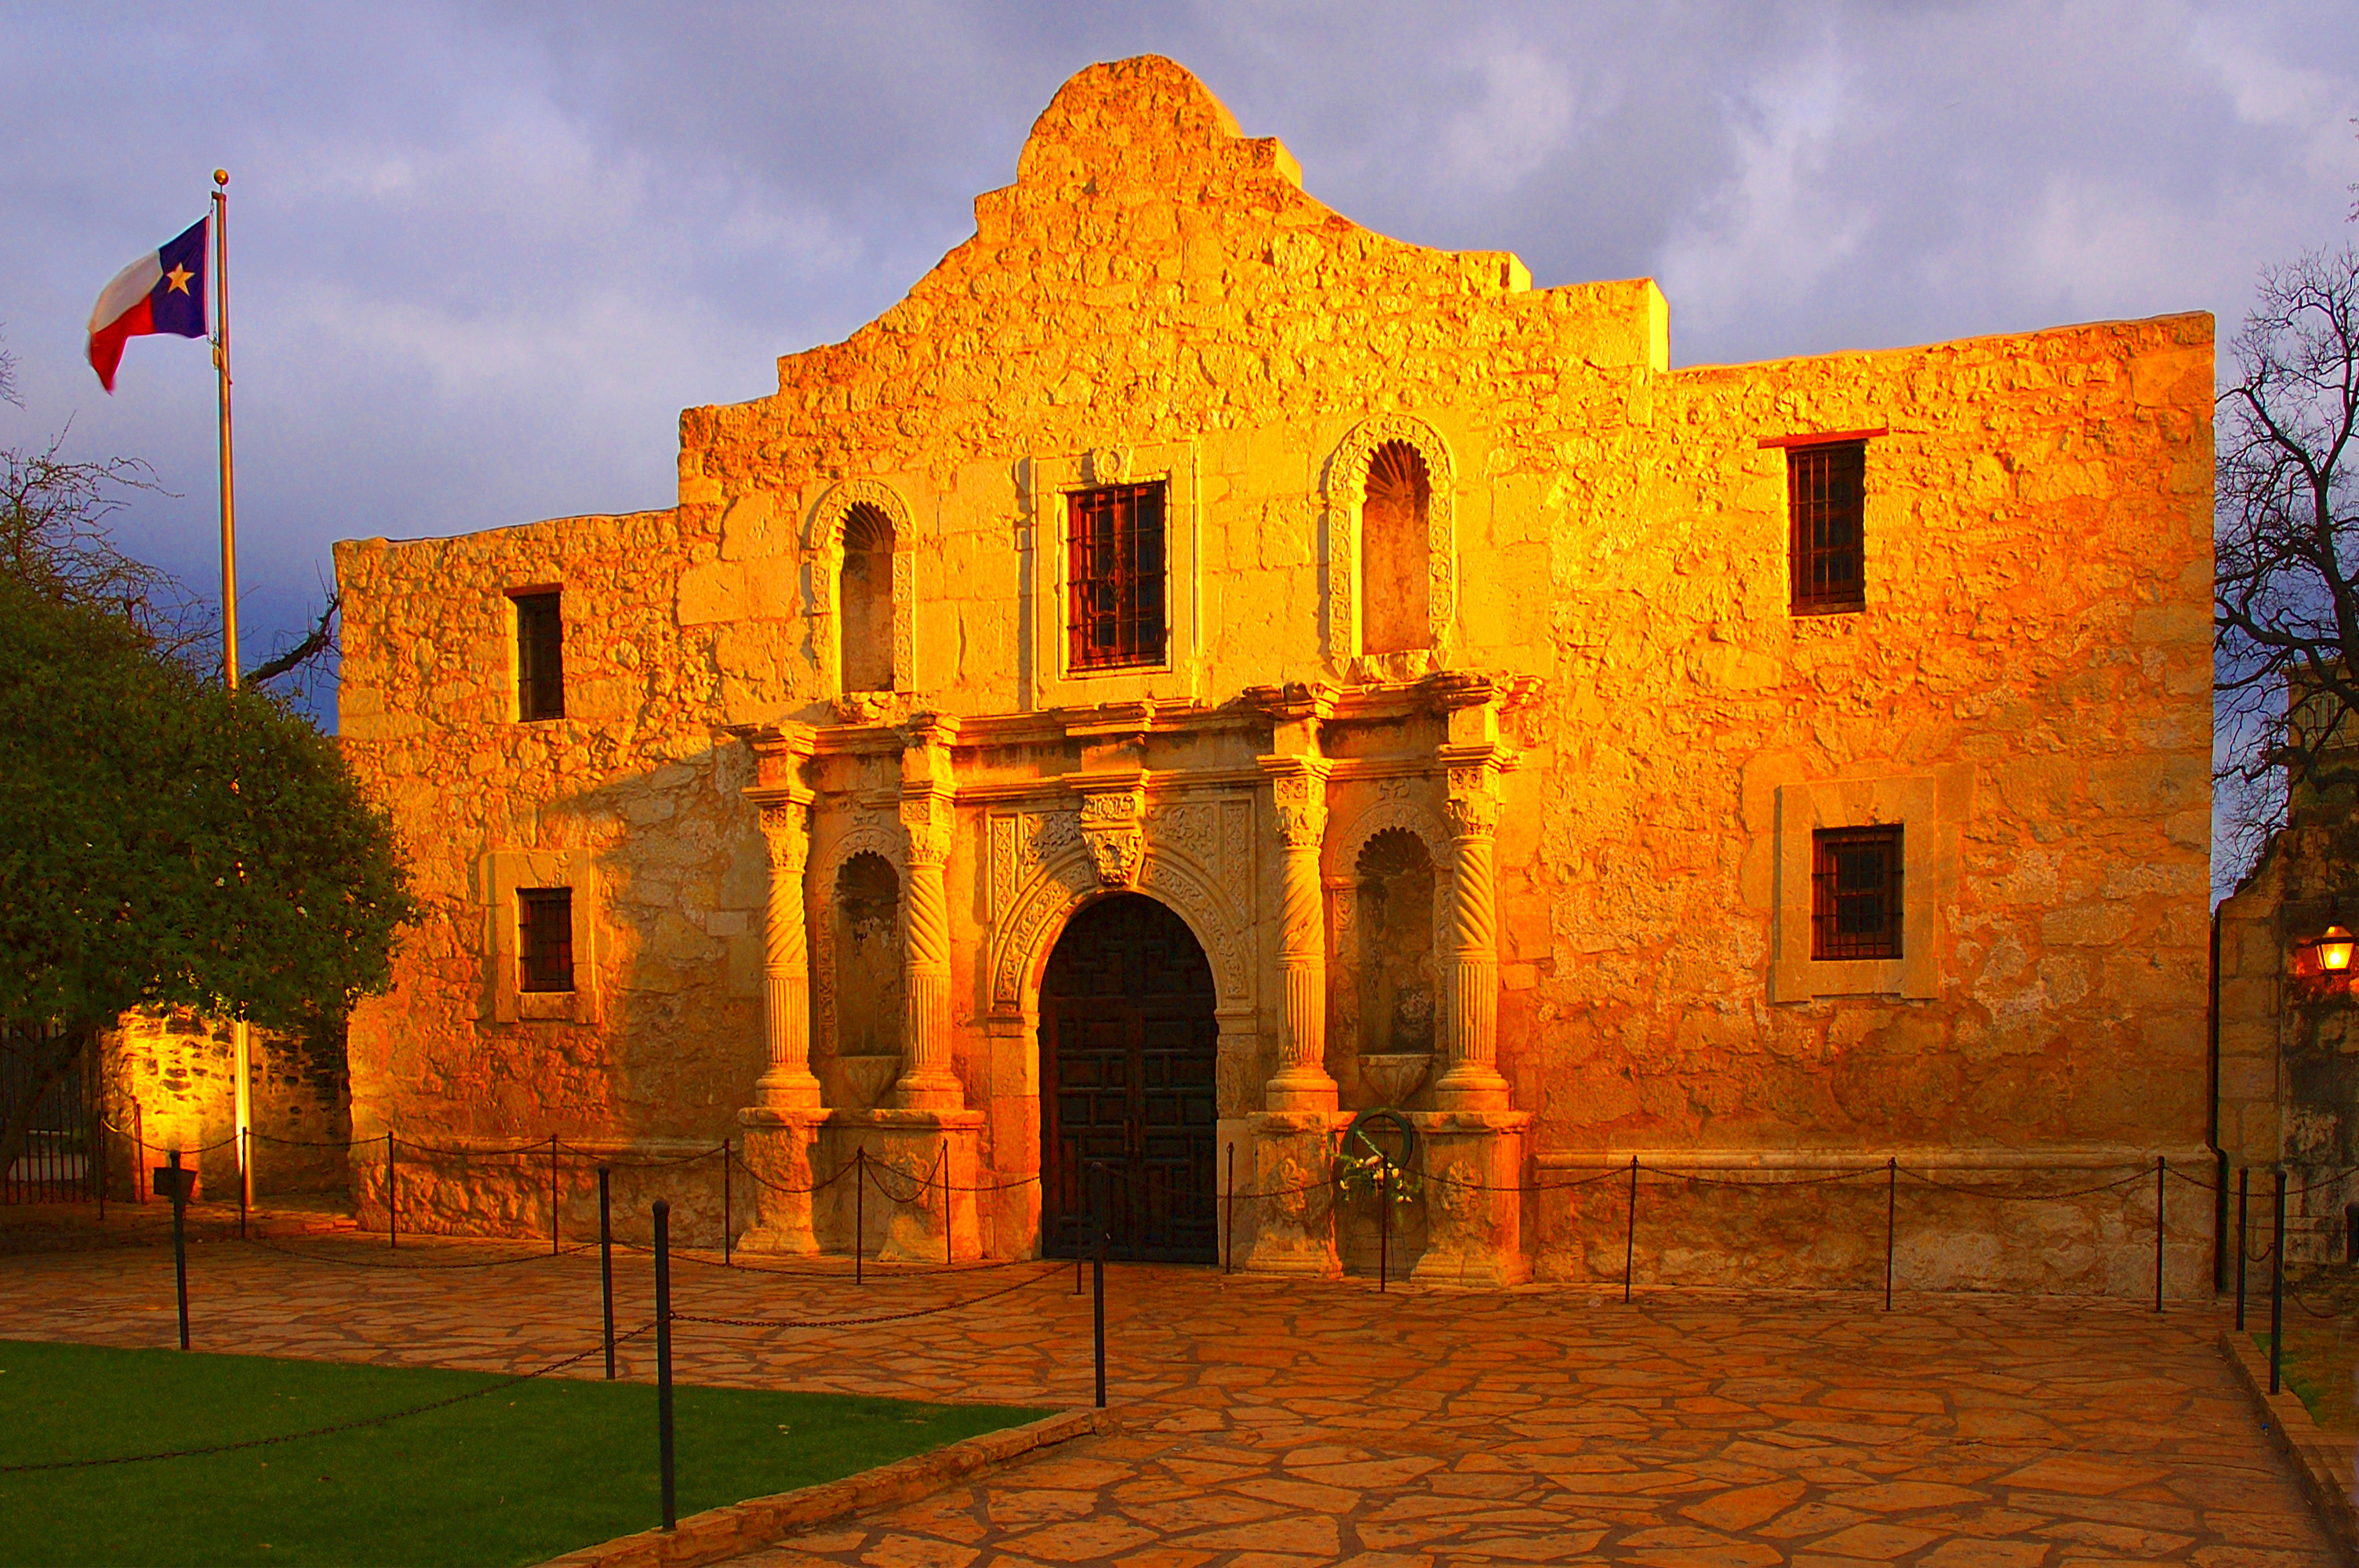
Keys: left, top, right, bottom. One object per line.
{"left": 806, "top": 480, "right": 917, "bottom": 695}
{"left": 1322, "top": 416, "right": 1457, "bottom": 671}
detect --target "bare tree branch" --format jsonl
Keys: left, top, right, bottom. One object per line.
{"left": 247, "top": 591, "right": 339, "bottom": 686}
{"left": 2215, "top": 245, "right": 2359, "bottom": 888}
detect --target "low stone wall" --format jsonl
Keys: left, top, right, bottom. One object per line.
{"left": 103, "top": 1011, "right": 349, "bottom": 1201}
{"left": 1529, "top": 1146, "right": 2219, "bottom": 1299}
{"left": 349, "top": 1138, "right": 737, "bottom": 1250}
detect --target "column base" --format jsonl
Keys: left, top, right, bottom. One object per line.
{"left": 1263, "top": 1065, "right": 1341, "bottom": 1116}
{"left": 1427, "top": 1065, "right": 1513, "bottom": 1114}
{"left": 736, "top": 1107, "right": 826, "bottom": 1255}
{"left": 822, "top": 1109, "right": 987, "bottom": 1263}
{"left": 1235, "top": 1110, "right": 1347, "bottom": 1277}
{"left": 1408, "top": 1110, "right": 1532, "bottom": 1287}
{"left": 751, "top": 1070, "right": 824, "bottom": 1113}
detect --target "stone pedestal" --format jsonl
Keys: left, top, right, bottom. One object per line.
{"left": 736, "top": 1107, "right": 826, "bottom": 1254}
{"left": 821, "top": 1109, "right": 986, "bottom": 1263}
{"left": 1237, "top": 1109, "right": 1346, "bottom": 1276}
{"left": 1410, "top": 1109, "right": 1531, "bottom": 1286}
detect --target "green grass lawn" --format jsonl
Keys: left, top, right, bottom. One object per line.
{"left": 2255, "top": 1326, "right": 2357, "bottom": 1434}
{"left": 0, "top": 1339, "right": 1050, "bottom": 1566}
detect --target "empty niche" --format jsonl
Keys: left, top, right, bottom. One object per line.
{"left": 833, "top": 852, "right": 903, "bottom": 1076}
{"left": 1352, "top": 828, "right": 1437, "bottom": 1107}
{"left": 1361, "top": 442, "right": 1431, "bottom": 656}
{"left": 840, "top": 503, "right": 896, "bottom": 691}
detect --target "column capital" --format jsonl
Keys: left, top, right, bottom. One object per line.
{"left": 1257, "top": 756, "right": 1333, "bottom": 851}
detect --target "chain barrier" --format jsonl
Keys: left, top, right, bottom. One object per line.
{"left": 0, "top": 1322, "right": 658, "bottom": 1474}
{"left": 98, "top": 1121, "right": 240, "bottom": 1156}
{"left": 671, "top": 1261, "right": 1067, "bottom": 1330}
{"left": 242, "top": 1235, "right": 599, "bottom": 1271}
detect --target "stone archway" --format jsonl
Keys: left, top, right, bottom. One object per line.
{"left": 1038, "top": 893, "right": 1219, "bottom": 1263}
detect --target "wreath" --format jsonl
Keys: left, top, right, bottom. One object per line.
{"left": 1332, "top": 1107, "right": 1421, "bottom": 1207}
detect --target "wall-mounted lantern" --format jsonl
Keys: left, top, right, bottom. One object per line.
{"left": 2314, "top": 904, "right": 2355, "bottom": 972}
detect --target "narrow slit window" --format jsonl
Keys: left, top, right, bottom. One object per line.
{"left": 514, "top": 590, "right": 564, "bottom": 720}
{"left": 518, "top": 887, "right": 574, "bottom": 993}
{"left": 1811, "top": 826, "right": 1903, "bottom": 960}
{"left": 1067, "top": 482, "right": 1165, "bottom": 672}
{"left": 1788, "top": 441, "right": 1866, "bottom": 614}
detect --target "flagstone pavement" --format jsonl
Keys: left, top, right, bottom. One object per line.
{"left": 0, "top": 1226, "right": 2338, "bottom": 1566}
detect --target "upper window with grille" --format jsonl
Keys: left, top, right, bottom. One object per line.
{"left": 512, "top": 590, "right": 564, "bottom": 720}
{"left": 1811, "top": 826, "right": 1903, "bottom": 960}
{"left": 1787, "top": 441, "right": 1866, "bottom": 615}
{"left": 1067, "top": 482, "right": 1166, "bottom": 672}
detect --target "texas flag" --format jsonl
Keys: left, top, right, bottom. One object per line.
{"left": 86, "top": 217, "right": 209, "bottom": 392}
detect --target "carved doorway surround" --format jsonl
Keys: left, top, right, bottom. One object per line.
{"left": 1039, "top": 894, "right": 1219, "bottom": 1263}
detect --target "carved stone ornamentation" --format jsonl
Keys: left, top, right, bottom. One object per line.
{"left": 1078, "top": 787, "right": 1146, "bottom": 887}
{"left": 1322, "top": 414, "right": 1458, "bottom": 670}
{"left": 751, "top": 785, "right": 821, "bottom": 1111}
{"left": 1434, "top": 749, "right": 1509, "bottom": 1112}
{"left": 1259, "top": 757, "right": 1338, "bottom": 1112}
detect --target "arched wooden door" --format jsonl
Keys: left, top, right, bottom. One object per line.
{"left": 1040, "top": 894, "right": 1219, "bottom": 1262}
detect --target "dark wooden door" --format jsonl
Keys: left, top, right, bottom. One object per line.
{"left": 1041, "top": 895, "right": 1219, "bottom": 1262}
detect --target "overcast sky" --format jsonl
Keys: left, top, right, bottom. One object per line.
{"left": 3, "top": 2, "right": 2355, "bottom": 704}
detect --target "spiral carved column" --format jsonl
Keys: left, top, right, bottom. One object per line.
{"left": 1434, "top": 759, "right": 1511, "bottom": 1111}
{"left": 754, "top": 798, "right": 822, "bottom": 1109}
{"left": 1263, "top": 759, "right": 1339, "bottom": 1113}
{"left": 895, "top": 792, "right": 963, "bottom": 1110}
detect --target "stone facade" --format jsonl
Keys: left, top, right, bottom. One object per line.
{"left": 2214, "top": 753, "right": 2359, "bottom": 1269}
{"left": 336, "top": 57, "right": 2215, "bottom": 1290}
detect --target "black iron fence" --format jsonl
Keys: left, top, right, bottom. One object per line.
{"left": 2, "top": 1022, "right": 99, "bottom": 1204}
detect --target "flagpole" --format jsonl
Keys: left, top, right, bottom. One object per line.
{"left": 212, "top": 168, "right": 251, "bottom": 1211}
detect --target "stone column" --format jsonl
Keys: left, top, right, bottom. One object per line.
{"left": 1261, "top": 757, "right": 1338, "bottom": 1113}
{"left": 1433, "top": 750, "right": 1511, "bottom": 1111}
{"left": 737, "top": 722, "right": 822, "bottom": 1255}
{"left": 896, "top": 718, "right": 964, "bottom": 1110}
{"left": 753, "top": 795, "right": 821, "bottom": 1110}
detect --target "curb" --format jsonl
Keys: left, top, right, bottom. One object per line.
{"left": 2218, "top": 1328, "right": 2359, "bottom": 1567}
{"left": 540, "top": 1407, "right": 1111, "bottom": 1568}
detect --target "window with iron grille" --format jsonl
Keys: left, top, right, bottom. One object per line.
{"left": 1811, "top": 826, "right": 1903, "bottom": 960}
{"left": 1788, "top": 441, "right": 1866, "bottom": 614}
{"left": 513, "top": 590, "right": 564, "bottom": 720}
{"left": 1067, "top": 482, "right": 1166, "bottom": 671}
{"left": 518, "top": 887, "right": 574, "bottom": 993}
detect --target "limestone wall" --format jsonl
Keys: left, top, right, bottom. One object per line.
{"left": 101, "top": 1011, "right": 348, "bottom": 1201}
{"left": 337, "top": 56, "right": 2213, "bottom": 1283}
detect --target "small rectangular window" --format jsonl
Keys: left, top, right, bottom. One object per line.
{"left": 514, "top": 590, "right": 564, "bottom": 720}
{"left": 1067, "top": 483, "right": 1166, "bottom": 671}
{"left": 518, "top": 887, "right": 574, "bottom": 993}
{"left": 1788, "top": 441, "right": 1866, "bottom": 614}
{"left": 1812, "top": 826, "right": 1903, "bottom": 960}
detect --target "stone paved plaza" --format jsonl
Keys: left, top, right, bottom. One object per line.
{"left": 0, "top": 1230, "right": 2335, "bottom": 1566}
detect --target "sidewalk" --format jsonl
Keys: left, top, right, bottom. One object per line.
{"left": 0, "top": 1236, "right": 2335, "bottom": 1565}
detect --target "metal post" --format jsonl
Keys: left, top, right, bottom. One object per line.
{"left": 654, "top": 1198, "right": 675, "bottom": 1532}
{"left": 169, "top": 1149, "right": 190, "bottom": 1351}
{"left": 238, "top": 1127, "right": 249, "bottom": 1241}
{"left": 1093, "top": 1166, "right": 1107, "bottom": 1410}
{"left": 853, "top": 1146, "right": 865, "bottom": 1287}
{"left": 1223, "top": 1142, "right": 1234, "bottom": 1276}
{"left": 96, "top": 1111, "right": 106, "bottom": 1221}
{"left": 136, "top": 1103, "right": 147, "bottom": 1204}
{"left": 551, "top": 1134, "right": 560, "bottom": 1256}
{"left": 2270, "top": 1168, "right": 2286, "bottom": 1396}
{"left": 1075, "top": 1160, "right": 1088, "bottom": 1296}
{"left": 942, "top": 1139, "right": 951, "bottom": 1269}
{"left": 2153, "top": 1155, "right": 2165, "bottom": 1312}
{"left": 723, "top": 1138, "right": 732, "bottom": 1269}
{"left": 599, "top": 1168, "right": 616, "bottom": 1381}
{"left": 1377, "top": 1156, "right": 1390, "bottom": 1294}
{"left": 1623, "top": 1156, "right": 1637, "bottom": 1304}
{"left": 1885, "top": 1156, "right": 1897, "bottom": 1312}
{"left": 2235, "top": 1167, "right": 2249, "bottom": 1331}
{"left": 387, "top": 1130, "right": 398, "bottom": 1249}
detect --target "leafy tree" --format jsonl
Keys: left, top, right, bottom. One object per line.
{"left": 0, "top": 579, "right": 416, "bottom": 1182}
{"left": 2213, "top": 245, "right": 2359, "bottom": 878}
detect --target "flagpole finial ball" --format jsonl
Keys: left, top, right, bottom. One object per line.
{"left": 214, "top": 169, "right": 229, "bottom": 187}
